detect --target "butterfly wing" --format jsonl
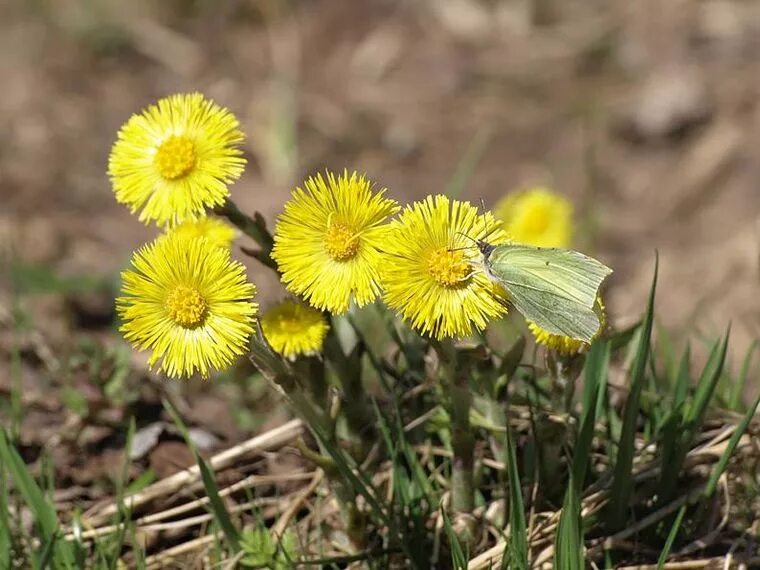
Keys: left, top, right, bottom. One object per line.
{"left": 486, "top": 244, "right": 612, "bottom": 343}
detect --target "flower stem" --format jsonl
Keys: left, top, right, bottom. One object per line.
{"left": 450, "top": 375, "right": 474, "bottom": 514}
{"left": 213, "top": 198, "right": 278, "bottom": 270}
{"left": 438, "top": 340, "right": 474, "bottom": 515}
{"left": 249, "top": 332, "right": 367, "bottom": 546}
{"left": 323, "top": 330, "right": 374, "bottom": 460}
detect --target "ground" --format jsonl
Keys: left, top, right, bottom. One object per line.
{"left": 0, "top": 0, "right": 759, "bottom": 563}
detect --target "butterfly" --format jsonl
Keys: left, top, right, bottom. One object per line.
{"left": 476, "top": 239, "right": 612, "bottom": 343}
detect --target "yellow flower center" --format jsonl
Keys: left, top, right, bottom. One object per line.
{"left": 155, "top": 135, "right": 197, "bottom": 180}
{"left": 523, "top": 204, "right": 551, "bottom": 235}
{"left": 274, "top": 313, "right": 302, "bottom": 334}
{"left": 324, "top": 222, "right": 359, "bottom": 261}
{"left": 166, "top": 285, "right": 208, "bottom": 328}
{"left": 427, "top": 247, "right": 471, "bottom": 287}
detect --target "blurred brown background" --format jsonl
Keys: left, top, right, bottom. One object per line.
{"left": 2, "top": 0, "right": 759, "bottom": 366}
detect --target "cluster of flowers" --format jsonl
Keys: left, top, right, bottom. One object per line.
{"left": 109, "top": 93, "right": 587, "bottom": 379}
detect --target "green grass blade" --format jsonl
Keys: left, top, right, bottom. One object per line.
{"left": 684, "top": 329, "right": 729, "bottom": 429}
{"left": 37, "top": 533, "right": 59, "bottom": 570}
{"left": 554, "top": 475, "right": 584, "bottom": 570}
{"left": 105, "top": 416, "right": 136, "bottom": 570}
{"left": 657, "top": 344, "right": 691, "bottom": 504}
{"left": 0, "top": 430, "right": 75, "bottom": 569}
{"left": 704, "top": 392, "right": 760, "bottom": 497}
{"left": 729, "top": 340, "right": 757, "bottom": 411}
{"left": 552, "top": 342, "right": 609, "bottom": 570}
{"left": 607, "top": 254, "right": 658, "bottom": 529}
{"left": 445, "top": 125, "right": 493, "bottom": 199}
{"left": 573, "top": 341, "right": 610, "bottom": 487}
{"left": 441, "top": 509, "right": 468, "bottom": 569}
{"left": 656, "top": 503, "right": 686, "bottom": 569}
{"left": 505, "top": 425, "right": 528, "bottom": 570}
{"left": 661, "top": 335, "right": 727, "bottom": 503}
{"left": 673, "top": 343, "right": 691, "bottom": 411}
{"left": 0, "top": 467, "right": 11, "bottom": 570}
{"left": 163, "top": 400, "right": 240, "bottom": 551}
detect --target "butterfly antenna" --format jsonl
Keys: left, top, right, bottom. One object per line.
{"left": 457, "top": 231, "right": 479, "bottom": 246}
{"left": 448, "top": 231, "right": 478, "bottom": 253}
{"left": 479, "top": 197, "right": 494, "bottom": 240}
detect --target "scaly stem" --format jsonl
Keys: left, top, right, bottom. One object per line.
{"left": 213, "top": 198, "right": 278, "bottom": 270}
{"left": 450, "top": 374, "right": 474, "bottom": 514}
{"left": 547, "top": 350, "right": 584, "bottom": 413}
{"left": 323, "top": 330, "right": 374, "bottom": 461}
{"left": 438, "top": 339, "right": 474, "bottom": 515}
{"left": 249, "top": 333, "right": 366, "bottom": 546}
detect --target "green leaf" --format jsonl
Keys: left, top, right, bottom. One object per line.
{"left": 607, "top": 254, "right": 657, "bottom": 529}
{"left": 239, "top": 527, "right": 296, "bottom": 569}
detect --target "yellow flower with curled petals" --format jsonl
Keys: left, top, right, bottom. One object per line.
{"left": 167, "top": 216, "right": 238, "bottom": 250}
{"left": 108, "top": 92, "right": 246, "bottom": 227}
{"left": 528, "top": 297, "right": 607, "bottom": 355}
{"left": 271, "top": 170, "right": 399, "bottom": 314}
{"left": 494, "top": 187, "right": 572, "bottom": 248}
{"left": 117, "top": 233, "right": 257, "bottom": 378}
{"left": 381, "top": 195, "right": 509, "bottom": 340}
{"left": 261, "top": 299, "right": 329, "bottom": 359}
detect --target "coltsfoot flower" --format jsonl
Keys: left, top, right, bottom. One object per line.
{"left": 272, "top": 170, "right": 399, "bottom": 314}
{"left": 117, "top": 233, "right": 257, "bottom": 378}
{"left": 261, "top": 299, "right": 329, "bottom": 359}
{"left": 494, "top": 186, "right": 572, "bottom": 248}
{"left": 166, "top": 216, "right": 238, "bottom": 250}
{"left": 528, "top": 297, "right": 607, "bottom": 355}
{"left": 108, "top": 92, "right": 246, "bottom": 227}
{"left": 381, "top": 195, "right": 509, "bottom": 340}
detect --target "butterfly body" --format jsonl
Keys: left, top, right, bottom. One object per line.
{"left": 477, "top": 240, "right": 612, "bottom": 343}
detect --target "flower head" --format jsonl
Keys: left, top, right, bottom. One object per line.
{"left": 166, "top": 216, "right": 238, "bottom": 250}
{"left": 271, "top": 170, "right": 399, "bottom": 314}
{"left": 528, "top": 297, "right": 606, "bottom": 355}
{"left": 117, "top": 233, "right": 257, "bottom": 378}
{"left": 261, "top": 299, "right": 329, "bottom": 359}
{"left": 494, "top": 186, "right": 572, "bottom": 248}
{"left": 381, "top": 195, "right": 509, "bottom": 340}
{"left": 108, "top": 93, "right": 246, "bottom": 227}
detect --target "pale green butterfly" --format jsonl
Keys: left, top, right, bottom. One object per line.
{"left": 472, "top": 236, "right": 612, "bottom": 343}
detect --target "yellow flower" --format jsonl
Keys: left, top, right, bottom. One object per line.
{"left": 261, "top": 299, "right": 329, "bottom": 359}
{"left": 528, "top": 297, "right": 606, "bottom": 355}
{"left": 271, "top": 170, "right": 399, "bottom": 314}
{"left": 117, "top": 233, "right": 257, "bottom": 378}
{"left": 381, "top": 195, "right": 509, "bottom": 340}
{"left": 108, "top": 92, "right": 246, "bottom": 227}
{"left": 166, "top": 216, "right": 238, "bottom": 250}
{"left": 494, "top": 187, "right": 572, "bottom": 248}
